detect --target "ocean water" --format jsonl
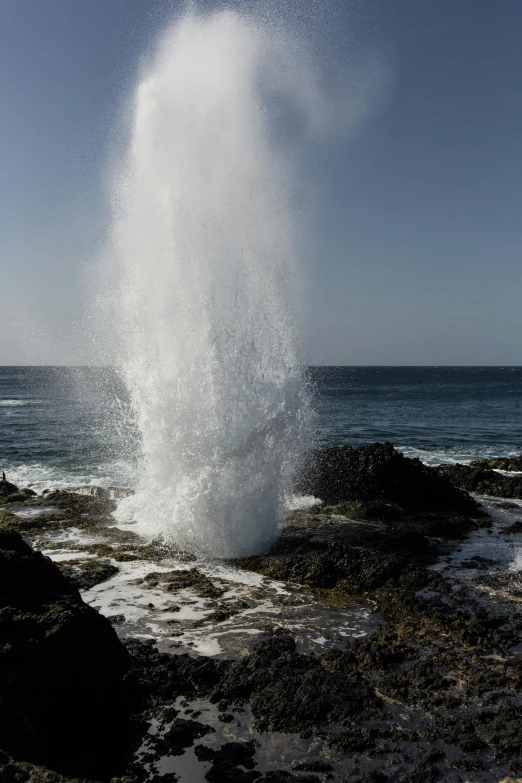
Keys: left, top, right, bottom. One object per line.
{"left": 1, "top": 366, "right": 521, "bottom": 491}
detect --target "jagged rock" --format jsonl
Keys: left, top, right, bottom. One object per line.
{"left": 471, "top": 455, "right": 522, "bottom": 472}
{"left": 213, "top": 628, "right": 381, "bottom": 732}
{"left": 295, "top": 442, "right": 482, "bottom": 517}
{"left": 436, "top": 463, "right": 522, "bottom": 499}
{"left": 57, "top": 559, "right": 120, "bottom": 590}
{"left": 0, "top": 480, "right": 19, "bottom": 499}
{"left": 0, "top": 532, "right": 129, "bottom": 780}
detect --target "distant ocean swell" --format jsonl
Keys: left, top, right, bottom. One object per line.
{"left": 1, "top": 366, "right": 521, "bottom": 492}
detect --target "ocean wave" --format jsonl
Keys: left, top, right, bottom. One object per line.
{"left": 397, "top": 444, "right": 522, "bottom": 466}
{"left": 0, "top": 399, "right": 43, "bottom": 407}
{"left": 3, "top": 460, "right": 137, "bottom": 494}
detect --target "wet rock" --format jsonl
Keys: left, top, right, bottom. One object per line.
{"left": 471, "top": 455, "right": 522, "bottom": 472}
{"left": 292, "top": 761, "right": 333, "bottom": 772}
{"left": 237, "top": 534, "right": 437, "bottom": 596}
{"left": 321, "top": 633, "right": 412, "bottom": 675}
{"left": 295, "top": 442, "right": 482, "bottom": 517}
{"left": 437, "top": 463, "right": 522, "bottom": 499}
{"left": 0, "top": 749, "right": 96, "bottom": 783}
{"left": 396, "top": 752, "right": 442, "bottom": 782}
{"left": 0, "top": 532, "right": 129, "bottom": 779}
{"left": 112, "top": 551, "right": 140, "bottom": 562}
{"left": 0, "top": 511, "right": 34, "bottom": 533}
{"left": 352, "top": 772, "right": 389, "bottom": 783}
{"left": 1, "top": 488, "right": 37, "bottom": 504}
{"left": 451, "top": 756, "right": 485, "bottom": 771}
{"left": 142, "top": 568, "right": 226, "bottom": 599}
{"left": 325, "top": 725, "right": 377, "bottom": 752}
{"left": 0, "top": 480, "right": 19, "bottom": 499}
{"left": 162, "top": 718, "right": 214, "bottom": 755}
{"left": 261, "top": 774, "right": 320, "bottom": 783}
{"left": 214, "top": 628, "right": 381, "bottom": 732}
{"left": 41, "top": 489, "right": 116, "bottom": 517}
{"left": 502, "top": 520, "right": 522, "bottom": 534}
{"left": 57, "top": 559, "right": 120, "bottom": 590}
{"left": 459, "top": 555, "right": 495, "bottom": 570}
{"left": 123, "top": 638, "right": 231, "bottom": 708}
{"left": 194, "top": 741, "right": 260, "bottom": 782}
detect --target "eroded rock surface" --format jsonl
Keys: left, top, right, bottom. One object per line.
{"left": 437, "top": 462, "right": 522, "bottom": 499}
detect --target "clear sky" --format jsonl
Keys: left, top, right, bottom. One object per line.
{"left": 1, "top": 0, "right": 521, "bottom": 365}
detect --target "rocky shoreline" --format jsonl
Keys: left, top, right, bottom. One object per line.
{"left": 2, "top": 444, "right": 522, "bottom": 783}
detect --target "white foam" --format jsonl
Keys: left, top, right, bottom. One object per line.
{"left": 286, "top": 494, "right": 323, "bottom": 510}
{"left": 0, "top": 399, "right": 42, "bottom": 407}
{"left": 4, "top": 461, "right": 137, "bottom": 494}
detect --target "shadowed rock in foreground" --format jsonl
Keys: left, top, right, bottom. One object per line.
{"left": 0, "top": 532, "right": 129, "bottom": 780}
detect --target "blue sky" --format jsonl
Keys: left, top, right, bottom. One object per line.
{"left": 1, "top": 0, "right": 521, "bottom": 365}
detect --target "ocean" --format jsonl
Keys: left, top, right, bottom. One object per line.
{"left": 1, "top": 365, "right": 521, "bottom": 491}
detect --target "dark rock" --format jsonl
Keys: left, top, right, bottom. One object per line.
{"left": 214, "top": 628, "right": 381, "bottom": 732}
{"left": 41, "top": 489, "right": 116, "bottom": 515}
{"left": 471, "top": 455, "right": 522, "bottom": 471}
{"left": 1, "top": 488, "right": 37, "bottom": 504}
{"left": 0, "top": 480, "right": 19, "bottom": 499}
{"left": 162, "top": 718, "right": 214, "bottom": 755}
{"left": 352, "top": 773, "right": 388, "bottom": 783}
{"left": 502, "top": 520, "right": 522, "bottom": 534}
{"left": 451, "top": 757, "right": 485, "bottom": 771}
{"left": 321, "top": 633, "right": 412, "bottom": 675}
{"left": 325, "top": 725, "right": 377, "bottom": 752}
{"left": 142, "top": 568, "right": 225, "bottom": 599}
{"left": 295, "top": 442, "right": 482, "bottom": 517}
{"left": 437, "top": 462, "right": 522, "bottom": 499}
{"left": 0, "top": 532, "right": 129, "bottom": 779}
{"left": 262, "top": 774, "right": 320, "bottom": 783}
{"left": 195, "top": 741, "right": 260, "bottom": 782}
{"left": 396, "top": 752, "right": 441, "bottom": 783}
{"left": 237, "top": 536, "right": 437, "bottom": 596}
{"left": 293, "top": 761, "right": 333, "bottom": 772}
{"left": 122, "top": 638, "right": 231, "bottom": 709}
{"left": 218, "top": 712, "right": 235, "bottom": 723}
{"left": 57, "top": 559, "right": 119, "bottom": 590}
{"left": 0, "top": 750, "right": 96, "bottom": 783}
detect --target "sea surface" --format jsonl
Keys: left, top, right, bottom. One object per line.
{"left": 1, "top": 365, "right": 521, "bottom": 491}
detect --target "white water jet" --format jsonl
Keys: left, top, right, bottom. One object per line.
{"left": 102, "top": 9, "right": 326, "bottom": 557}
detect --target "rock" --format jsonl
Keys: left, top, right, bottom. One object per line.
{"left": 321, "top": 633, "right": 412, "bottom": 675}
{"left": 1, "top": 488, "right": 37, "bottom": 504}
{"left": 0, "top": 749, "right": 95, "bottom": 783}
{"left": 142, "top": 568, "right": 226, "bottom": 599}
{"left": 352, "top": 772, "right": 389, "bottom": 783}
{"left": 162, "top": 718, "right": 214, "bottom": 755}
{"left": 436, "top": 463, "right": 522, "bottom": 499}
{"left": 194, "top": 741, "right": 260, "bottom": 782}
{"left": 122, "top": 638, "right": 230, "bottom": 709}
{"left": 237, "top": 530, "right": 439, "bottom": 596}
{"left": 0, "top": 532, "right": 129, "bottom": 779}
{"left": 295, "top": 442, "right": 482, "bottom": 517}
{"left": 41, "top": 489, "right": 116, "bottom": 515}
{"left": 57, "top": 559, "right": 120, "bottom": 590}
{"left": 471, "top": 455, "right": 522, "bottom": 472}
{"left": 213, "top": 628, "right": 381, "bottom": 732}
{"left": 262, "top": 774, "right": 320, "bottom": 783}
{"left": 0, "top": 480, "right": 19, "bottom": 499}
{"left": 0, "top": 511, "right": 67, "bottom": 536}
